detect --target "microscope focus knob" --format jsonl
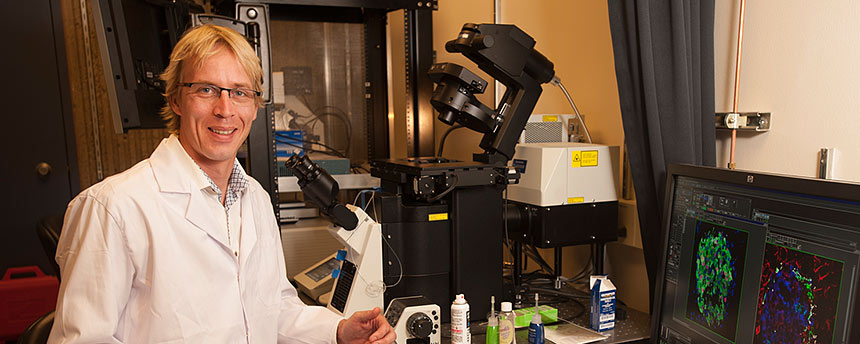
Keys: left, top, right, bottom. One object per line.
{"left": 406, "top": 313, "right": 433, "bottom": 338}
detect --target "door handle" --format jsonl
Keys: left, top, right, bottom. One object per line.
{"left": 36, "top": 162, "right": 52, "bottom": 178}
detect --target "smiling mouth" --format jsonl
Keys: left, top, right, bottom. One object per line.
{"left": 209, "top": 128, "right": 236, "bottom": 135}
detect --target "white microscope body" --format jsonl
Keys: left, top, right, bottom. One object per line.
{"left": 325, "top": 204, "right": 385, "bottom": 317}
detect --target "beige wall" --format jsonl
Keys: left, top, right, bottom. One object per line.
{"left": 426, "top": 0, "right": 651, "bottom": 313}
{"left": 715, "top": 1, "right": 860, "bottom": 181}
{"left": 430, "top": 1, "right": 626, "bottom": 160}
{"left": 431, "top": 1, "right": 495, "bottom": 161}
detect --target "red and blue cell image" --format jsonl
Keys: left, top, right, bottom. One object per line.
{"left": 686, "top": 220, "right": 748, "bottom": 342}
{"left": 753, "top": 244, "right": 843, "bottom": 344}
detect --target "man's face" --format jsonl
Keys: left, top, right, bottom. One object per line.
{"left": 171, "top": 47, "right": 257, "bottom": 168}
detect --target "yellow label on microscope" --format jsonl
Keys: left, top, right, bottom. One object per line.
{"left": 428, "top": 213, "right": 449, "bottom": 221}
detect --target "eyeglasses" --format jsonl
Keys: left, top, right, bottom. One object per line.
{"left": 177, "top": 83, "right": 260, "bottom": 105}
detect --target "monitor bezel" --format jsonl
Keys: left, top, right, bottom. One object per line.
{"left": 651, "top": 163, "right": 860, "bottom": 343}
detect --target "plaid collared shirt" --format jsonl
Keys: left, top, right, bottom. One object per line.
{"left": 199, "top": 160, "right": 249, "bottom": 210}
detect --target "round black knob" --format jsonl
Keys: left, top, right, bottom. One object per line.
{"left": 472, "top": 34, "right": 494, "bottom": 49}
{"left": 407, "top": 313, "right": 433, "bottom": 338}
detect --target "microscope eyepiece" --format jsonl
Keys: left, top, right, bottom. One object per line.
{"left": 285, "top": 154, "right": 357, "bottom": 230}
{"left": 285, "top": 153, "right": 319, "bottom": 187}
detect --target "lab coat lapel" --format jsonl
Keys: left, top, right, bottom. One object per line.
{"left": 186, "top": 190, "right": 230, "bottom": 247}
{"left": 150, "top": 135, "right": 230, "bottom": 248}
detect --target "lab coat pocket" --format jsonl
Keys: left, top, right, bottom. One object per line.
{"left": 247, "top": 240, "right": 284, "bottom": 310}
{"left": 247, "top": 276, "right": 282, "bottom": 340}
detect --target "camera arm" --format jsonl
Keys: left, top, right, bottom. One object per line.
{"left": 430, "top": 23, "right": 556, "bottom": 165}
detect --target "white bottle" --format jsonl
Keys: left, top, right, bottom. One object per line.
{"left": 451, "top": 294, "right": 471, "bottom": 344}
{"left": 499, "top": 301, "right": 516, "bottom": 344}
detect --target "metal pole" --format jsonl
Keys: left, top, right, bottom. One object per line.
{"left": 554, "top": 247, "right": 563, "bottom": 290}
{"left": 729, "top": 0, "right": 746, "bottom": 170}
{"left": 513, "top": 241, "right": 522, "bottom": 289}
{"left": 594, "top": 243, "right": 605, "bottom": 275}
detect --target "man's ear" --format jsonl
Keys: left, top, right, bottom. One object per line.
{"left": 169, "top": 95, "right": 182, "bottom": 117}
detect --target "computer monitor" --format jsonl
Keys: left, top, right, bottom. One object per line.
{"left": 652, "top": 164, "right": 860, "bottom": 343}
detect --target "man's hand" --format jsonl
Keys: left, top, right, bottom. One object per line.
{"left": 336, "top": 307, "right": 395, "bottom": 344}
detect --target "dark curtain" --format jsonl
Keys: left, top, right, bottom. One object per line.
{"left": 607, "top": 0, "right": 716, "bottom": 308}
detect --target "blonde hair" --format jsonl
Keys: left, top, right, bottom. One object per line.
{"left": 160, "top": 24, "right": 263, "bottom": 134}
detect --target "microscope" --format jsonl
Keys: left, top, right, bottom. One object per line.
{"left": 290, "top": 23, "right": 617, "bottom": 325}
{"left": 284, "top": 153, "right": 384, "bottom": 318}
{"left": 288, "top": 153, "right": 443, "bottom": 344}
{"left": 371, "top": 23, "right": 557, "bottom": 322}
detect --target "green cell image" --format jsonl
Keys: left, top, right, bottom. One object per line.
{"left": 685, "top": 219, "right": 749, "bottom": 342}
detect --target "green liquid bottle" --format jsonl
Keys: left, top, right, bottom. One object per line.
{"left": 486, "top": 296, "right": 499, "bottom": 344}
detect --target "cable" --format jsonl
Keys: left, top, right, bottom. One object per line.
{"left": 275, "top": 140, "right": 314, "bottom": 154}
{"left": 311, "top": 106, "right": 353, "bottom": 153}
{"left": 286, "top": 103, "right": 352, "bottom": 156}
{"left": 565, "top": 244, "right": 594, "bottom": 282}
{"left": 275, "top": 133, "right": 347, "bottom": 159}
{"left": 347, "top": 190, "right": 398, "bottom": 288}
{"left": 523, "top": 286, "right": 588, "bottom": 320}
{"left": 382, "top": 233, "right": 403, "bottom": 288}
{"left": 527, "top": 286, "right": 590, "bottom": 301}
{"left": 275, "top": 139, "right": 346, "bottom": 160}
{"left": 550, "top": 76, "right": 592, "bottom": 144}
{"left": 524, "top": 244, "right": 556, "bottom": 276}
{"left": 363, "top": 191, "right": 376, "bottom": 212}
{"left": 502, "top": 185, "right": 517, "bottom": 274}
{"left": 437, "top": 124, "right": 465, "bottom": 157}
{"left": 517, "top": 243, "right": 593, "bottom": 293}
{"left": 371, "top": 192, "right": 378, "bottom": 220}
{"left": 427, "top": 174, "right": 459, "bottom": 202}
{"left": 352, "top": 189, "right": 376, "bottom": 209}
{"left": 361, "top": 189, "right": 402, "bottom": 289}
{"left": 300, "top": 94, "right": 313, "bottom": 110}
{"left": 304, "top": 111, "right": 352, "bottom": 155}
{"left": 313, "top": 105, "right": 349, "bottom": 116}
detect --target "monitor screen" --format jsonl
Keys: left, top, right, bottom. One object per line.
{"left": 653, "top": 164, "right": 860, "bottom": 343}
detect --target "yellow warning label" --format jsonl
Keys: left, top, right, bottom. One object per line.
{"left": 428, "top": 213, "right": 449, "bottom": 221}
{"left": 568, "top": 197, "right": 585, "bottom": 204}
{"left": 542, "top": 115, "right": 558, "bottom": 122}
{"left": 582, "top": 150, "right": 598, "bottom": 167}
{"left": 572, "top": 151, "right": 582, "bottom": 168}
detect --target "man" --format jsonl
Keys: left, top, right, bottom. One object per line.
{"left": 48, "top": 24, "right": 395, "bottom": 343}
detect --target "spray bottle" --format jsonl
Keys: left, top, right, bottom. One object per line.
{"left": 527, "top": 293, "right": 545, "bottom": 344}
{"left": 452, "top": 294, "right": 471, "bottom": 344}
{"left": 486, "top": 295, "right": 499, "bottom": 344}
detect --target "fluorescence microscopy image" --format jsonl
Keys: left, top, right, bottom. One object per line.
{"left": 686, "top": 220, "right": 748, "bottom": 341}
{"left": 754, "top": 243, "right": 843, "bottom": 344}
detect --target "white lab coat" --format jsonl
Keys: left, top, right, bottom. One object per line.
{"left": 48, "top": 135, "right": 342, "bottom": 343}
